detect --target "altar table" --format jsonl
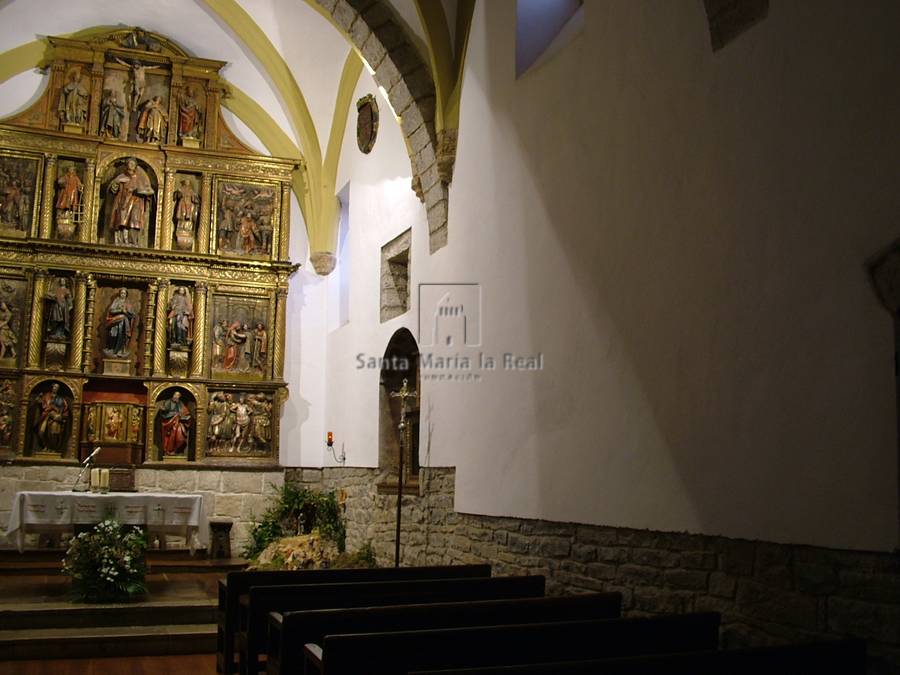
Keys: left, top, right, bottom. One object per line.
{"left": 5, "top": 491, "right": 204, "bottom": 553}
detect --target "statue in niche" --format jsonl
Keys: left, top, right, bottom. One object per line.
{"left": 167, "top": 286, "right": 193, "bottom": 349}
{"left": 136, "top": 95, "right": 168, "bottom": 144}
{"left": 0, "top": 301, "right": 17, "bottom": 360}
{"left": 130, "top": 407, "right": 141, "bottom": 441}
{"left": 45, "top": 277, "right": 73, "bottom": 340}
{"left": 55, "top": 166, "right": 83, "bottom": 239}
{"left": 251, "top": 322, "right": 267, "bottom": 370}
{"left": 85, "top": 406, "right": 96, "bottom": 442}
{"left": 100, "top": 88, "right": 127, "bottom": 140}
{"left": 173, "top": 179, "right": 199, "bottom": 250}
{"left": 178, "top": 85, "right": 203, "bottom": 142}
{"left": 33, "top": 382, "right": 69, "bottom": 453}
{"left": 157, "top": 391, "right": 191, "bottom": 456}
{"left": 58, "top": 68, "right": 89, "bottom": 128}
{"left": 107, "top": 158, "right": 154, "bottom": 247}
{"left": 103, "top": 288, "right": 137, "bottom": 357}
{"left": 105, "top": 407, "right": 122, "bottom": 440}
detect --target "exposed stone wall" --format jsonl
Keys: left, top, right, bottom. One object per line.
{"left": 0, "top": 465, "right": 284, "bottom": 553}
{"left": 288, "top": 466, "right": 900, "bottom": 674}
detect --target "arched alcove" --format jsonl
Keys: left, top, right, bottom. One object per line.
{"left": 26, "top": 379, "right": 74, "bottom": 457}
{"left": 377, "top": 327, "right": 420, "bottom": 495}
{"left": 153, "top": 386, "right": 197, "bottom": 462}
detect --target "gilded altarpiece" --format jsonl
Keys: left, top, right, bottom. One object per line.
{"left": 0, "top": 29, "right": 297, "bottom": 468}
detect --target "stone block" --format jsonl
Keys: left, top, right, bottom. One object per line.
{"left": 389, "top": 44, "right": 424, "bottom": 76}
{"left": 535, "top": 536, "right": 571, "bottom": 558}
{"left": 584, "top": 562, "right": 616, "bottom": 581}
{"left": 23, "top": 467, "right": 49, "bottom": 482}
{"left": 571, "top": 544, "right": 597, "bottom": 563}
{"left": 263, "top": 473, "right": 285, "bottom": 495}
{"left": 375, "top": 54, "right": 401, "bottom": 90}
{"left": 631, "top": 548, "right": 680, "bottom": 568}
{"left": 828, "top": 596, "right": 900, "bottom": 643}
{"left": 837, "top": 570, "right": 900, "bottom": 604}
{"left": 709, "top": 571, "right": 738, "bottom": 598}
{"left": 196, "top": 471, "right": 221, "bottom": 492}
{"left": 349, "top": 15, "right": 371, "bottom": 48}
{"left": 634, "top": 588, "right": 692, "bottom": 614}
{"left": 617, "top": 564, "right": 662, "bottom": 586}
{"left": 372, "top": 21, "right": 407, "bottom": 52}
{"left": 0, "top": 467, "right": 25, "bottom": 480}
{"left": 332, "top": 1, "right": 358, "bottom": 31}
{"left": 241, "top": 494, "right": 270, "bottom": 521}
{"left": 214, "top": 494, "right": 243, "bottom": 519}
{"left": 596, "top": 546, "right": 629, "bottom": 564}
{"left": 735, "top": 580, "right": 818, "bottom": 630}
{"left": 157, "top": 470, "right": 197, "bottom": 492}
{"left": 664, "top": 568, "right": 709, "bottom": 591}
{"left": 46, "top": 466, "right": 76, "bottom": 483}
{"left": 794, "top": 562, "right": 838, "bottom": 594}
{"left": 134, "top": 469, "right": 158, "bottom": 490}
{"left": 681, "top": 550, "right": 717, "bottom": 570}
{"left": 222, "top": 472, "right": 263, "bottom": 494}
{"left": 718, "top": 539, "right": 756, "bottom": 576}
{"left": 616, "top": 529, "right": 659, "bottom": 548}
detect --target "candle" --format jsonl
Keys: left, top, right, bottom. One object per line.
{"left": 90, "top": 468, "right": 99, "bottom": 489}
{"left": 100, "top": 469, "right": 110, "bottom": 489}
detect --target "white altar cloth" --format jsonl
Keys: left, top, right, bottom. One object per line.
{"left": 5, "top": 491, "right": 204, "bottom": 553}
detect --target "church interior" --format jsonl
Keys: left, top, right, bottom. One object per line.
{"left": 0, "top": 0, "right": 897, "bottom": 672}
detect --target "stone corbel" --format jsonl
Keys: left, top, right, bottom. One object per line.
{"left": 436, "top": 128, "right": 458, "bottom": 185}
{"left": 310, "top": 252, "right": 336, "bottom": 276}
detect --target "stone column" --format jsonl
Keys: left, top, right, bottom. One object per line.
{"left": 279, "top": 181, "right": 291, "bottom": 261}
{"left": 153, "top": 279, "right": 170, "bottom": 375}
{"left": 273, "top": 285, "right": 288, "bottom": 380}
{"left": 82, "top": 275, "right": 96, "bottom": 372}
{"left": 39, "top": 155, "right": 57, "bottom": 239}
{"left": 81, "top": 158, "right": 96, "bottom": 244}
{"left": 160, "top": 168, "right": 176, "bottom": 250}
{"left": 27, "top": 269, "right": 48, "bottom": 368}
{"left": 144, "top": 280, "right": 158, "bottom": 377}
{"left": 67, "top": 272, "right": 88, "bottom": 371}
{"left": 191, "top": 282, "right": 207, "bottom": 377}
{"left": 198, "top": 173, "right": 212, "bottom": 254}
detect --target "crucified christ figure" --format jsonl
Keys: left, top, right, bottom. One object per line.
{"left": 115, "top": 57, "right": 149, "bottom": 110}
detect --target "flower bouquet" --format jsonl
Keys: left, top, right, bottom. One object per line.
{"left": 62, "top": 519, "right": 148, "bottom": 602}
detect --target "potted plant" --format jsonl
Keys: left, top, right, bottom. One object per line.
{"left": 62, "top": 519, "right": 148, "bottom": 602}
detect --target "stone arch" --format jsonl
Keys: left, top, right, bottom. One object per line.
{"left": 316, "top": 0, "right": 450, "bottom": 252}
{"left": 377, "top": 327, "right": 420, "bottom": 494}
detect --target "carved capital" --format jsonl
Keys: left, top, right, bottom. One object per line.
{"left": 310, "top": 251, "right": 336, "bottom": 276}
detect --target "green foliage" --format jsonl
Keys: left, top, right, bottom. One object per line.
{"left": 331, "top": 542, "right": 377, "bottom": 569}
{"left": 243, "top": 483, "right": 347, "bottom": 559}
{"left": 62, "top": 520, "right": 148, "bottom": 603}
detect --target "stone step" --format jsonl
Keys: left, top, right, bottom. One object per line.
{"left": 0, "top": 600, "right": 216, "bottom": 630}
{"left": 0, "top": 623, "right": 216, "bottom": 660}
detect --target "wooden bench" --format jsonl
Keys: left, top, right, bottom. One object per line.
{"left": 239, "top": 574, "right": 544, "bottom": 674}
{"left": 303, "top": 612, "right": 721, "bottom": 675}
{"left": 407, "top": 637, "right": 867, "bottom": 674}
{"left": 267, "top": 592, "right": 622, "bottom": 675}
{"left": 216, "top": 564, "right": 490, "bottom": 673}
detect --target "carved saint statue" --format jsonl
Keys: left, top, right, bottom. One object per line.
{"left": 1, "top": 179, "right": 25, "bottom": 228}
{"left": 251, "top": 322, "right": 267, "bottom": 370}
{"left": 58, "top": 69, "right": 89, "bottom": 127}
{"left": 103, "top": 288, "right": 137, "bottom": 357}
{"left": 100, "top": 88, "right": 127, "bottom": 140}
{"left": 107, "top": 158, "right": 154, "bottom": 246}
{"left": 33, "top": 382, "right": 69, "bottom": 453}
{"left": 206, "top": 392, "right": 232, "bottom": 452}
{"left": 173, "top": 179, "right": 199, "bottom": 250}
{"left": 249, "top": 393, "right": 272, "bottom": 449}
{"left": 167, "top": 286, "right": 193, "bottom": 349}
{"left": 137, "top": 95, "right": 168, "bottom": 144}
{"left": 45, "top": 277, "right": 73, "bottom": 340}
{"left": 158, "top": 391, "right": 191, "bottom": 456}
{"left": 178, "top": 85, "right": 202, "bottom": 141}
{"left": 230, "top": 393, "right": 252, "bottom": 453}
{"left": 55, "top": 166, "right": 83, "bottom": 232}
{"left": 105, "top": 407, "right": 122, "bottom": 439}
{"left": 0, "top": 301, "right": 17, "bottom": 359}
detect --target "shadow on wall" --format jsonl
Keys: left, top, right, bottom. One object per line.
{"left": 478, "top": 0, "right": 900, "bottom": 548}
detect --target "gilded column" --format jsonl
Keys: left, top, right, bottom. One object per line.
{"left": 160, "top": 168, "right": 176, "bottom": 250}
{"left": 27, "top": 269, "right": 48, "bottom": 368}
{"left": 198, "top": 173, "right": 212, "bottom": 254}
{"left": 273, "top": 285, "right": 288, "bottom": 380}
{"left": 143, "top": 280, "right": 158, "bottom": 377}
{"left": 279, "top": 181, "right": 291, "bottom": 261}
{"left": 46, "top": 61, "right": 66, "bottom": 128}
{"left": 191, "top": 282, "right": 207, "bottom": 377}
{"left": 167, "top": 78, "right": 183, "bottom": 146}
{"left": 204, "top": 85, "right": 221, "bottom": 149}
{"left": 153, "top": 279, "right": 170, "bottom": 375}
{"left": 80, "top": 158, "right": 96, "bottom": 244}
{"left": 39, "top": 155, "right": 57, "bottom": 239}
{"left": 87, "top": 59, "right": 104, "bottom": 136}
{"left": 82, "top": 274, "right": 96, "bottom": 372}
{"left": 67, "top": 272, "right": 87, "bottom": 371}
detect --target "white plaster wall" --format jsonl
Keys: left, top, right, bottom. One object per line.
{"left": 426, "top": 0, "right": 900, "bottom": 552}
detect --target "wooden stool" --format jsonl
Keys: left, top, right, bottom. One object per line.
{"left": 209, "top": 518, "right": 233, "bottom": 559}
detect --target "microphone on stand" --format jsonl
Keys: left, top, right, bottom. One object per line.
{"left": 82, "top": 446, "right": 101, "bottom": 465}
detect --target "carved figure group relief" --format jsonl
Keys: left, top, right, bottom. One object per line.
{"left": 106, "top": 158, "right": 155, "bottom": 247}
{"left": 0, "top": 279, "right": 24, "bottom": 364}
{"left": 32, "top": 381, "right": 71, "bottom": 453}
{"left": 216, "top": 181, "right": 276, "bottom": 258}
{"left": 0, "top": 379, "right": 15, "bottom": 448}
{"left": 206, "top": 390, "right": 272, "bottom": 455}
{"left": 0, "top": 155, "right": 37, "bottom": 233}
{"left": 45, "top": 276, "right": 73, "bottom": 341}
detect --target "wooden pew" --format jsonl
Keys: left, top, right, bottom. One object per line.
{"left": 407, "top": 637, "right": 867, "bottom": 674}
{"left": 267, "top": 592, "right": 622, "bottom": 675}
{"left": 303, "top": 612, "right": 721, "bottom": 675}
{"left": 240, "top": 574, "right": 544, "bottom": 674}
{"left": 216, "top": 564, "right": 490, "bottom": 674}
